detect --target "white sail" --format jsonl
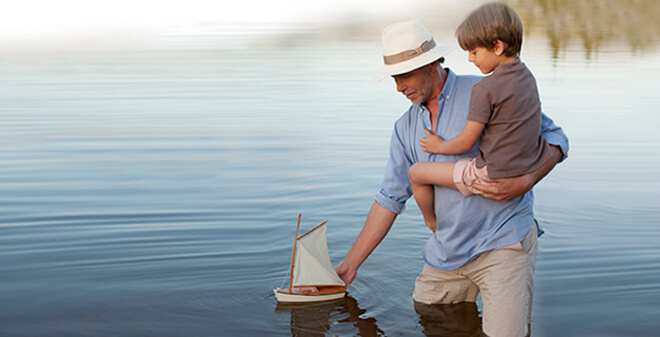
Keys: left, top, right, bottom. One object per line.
{"left": 292, "top": 223, "right": 345, "bottom": 287}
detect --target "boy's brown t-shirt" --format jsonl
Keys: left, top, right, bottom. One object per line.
{"left": 468, "top": 59, "right": 553, "bottom": 179}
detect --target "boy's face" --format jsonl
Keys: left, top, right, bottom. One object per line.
{"left": 467, "top": 47, "right": 501, "bottom": 74}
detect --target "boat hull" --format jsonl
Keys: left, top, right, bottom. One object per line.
{"left": 273, "top": 288, "right": 345, "bottom": 303}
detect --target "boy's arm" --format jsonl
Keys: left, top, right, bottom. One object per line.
{"left": 420, "top": 120, "right": 484, "bottom": 154}
{"left": 470, "top": 145, "right": 562, "bottom": 201}
{"left": 471, "top": 112, "right": 569, "bottom": 201}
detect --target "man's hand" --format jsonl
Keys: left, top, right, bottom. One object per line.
{"left": 470, "top": 173, "right": 535, "bottom": 202}
{"left": 420, "top": 128, "right": 445, "bottom": 153}
{"left": 471, "top": 145, "right": 562, "bottom": 202}
{"left": 334, "top": 259, "right": 358, "bottom": 287}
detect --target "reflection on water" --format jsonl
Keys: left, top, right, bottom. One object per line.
{"left": 0, "top": 1, "right": 659, "bottom": 336}
{"left": 415, "top": 302, "right": 483, "bottom": 337}
{"left": 508, "top": 0, "right": 660, "bottom": 58}
{"left": 276, "top": 295, "right": 385, "bottom": 336}
{"left": 317, "top": 0, "right": 660, "bottom": 60}
{"left": 310, "top": 0, "right": 660, "bottom": 59}
{"left": 276, "top": 296, "right": 485, "bottom": 336}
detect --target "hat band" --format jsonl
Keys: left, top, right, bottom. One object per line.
{"left": 383, "top": 39, "right": 437, "bottom": 65}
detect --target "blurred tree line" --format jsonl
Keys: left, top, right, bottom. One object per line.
{"left": 507, "top": 0, "right": 660, "bottom": 58}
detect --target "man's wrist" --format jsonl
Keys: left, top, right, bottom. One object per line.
{"left": 342, "top": 255, "right": 362, "bottom": 271}
{"left": 531, "top": 145, "right": 562, "bottom": 185}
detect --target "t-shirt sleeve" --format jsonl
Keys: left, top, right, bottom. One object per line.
{"left": 466, "top": 83, "right": 492, "bottom": 124}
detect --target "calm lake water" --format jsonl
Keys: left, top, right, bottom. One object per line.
{"left": 1, "top": 2, "right": 660, "bottom": 336}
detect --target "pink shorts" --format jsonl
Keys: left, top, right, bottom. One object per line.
{"left": 453, "top": 157, "right": 489, "bottom": 197}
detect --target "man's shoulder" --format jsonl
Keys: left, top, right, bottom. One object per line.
{"left": 454, "top": 73, "right": 482, "bottom": 88}
{"left": 445, "top": 70, "right": 482, "bottom": 102}
{"left": 446, "top": 68, "right": 481, "bottom": 84}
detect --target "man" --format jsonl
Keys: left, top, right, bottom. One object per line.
{"left": 334, "top": 19, "right": 569, "bottom": 337}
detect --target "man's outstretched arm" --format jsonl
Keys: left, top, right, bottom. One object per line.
{"left": 334, "top": 201, "right": 397, "bottom": 286}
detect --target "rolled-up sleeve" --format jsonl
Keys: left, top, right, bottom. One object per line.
{"left": 374, "top": 120, "right": 414, "bottom": 214}
{"left": 541, "top": 113, "right": 570, "bottom": 162}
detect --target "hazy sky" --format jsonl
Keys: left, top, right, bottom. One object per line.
{"left": 1, "top": 0, "right": 428, "bottom": 39}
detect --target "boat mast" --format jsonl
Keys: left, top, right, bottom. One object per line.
{"left": 297, "top": 220, "right": 328, "bottom": 240}
{"left": 288, "top": 214, "right": 302, "bottom": 293}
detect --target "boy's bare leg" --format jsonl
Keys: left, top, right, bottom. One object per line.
{"left": 409, "top": 161, "right": 458, "bottom": 231}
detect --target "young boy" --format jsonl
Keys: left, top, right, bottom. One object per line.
{"left": 409, "top": 2, "right": 554, "bottom": 231}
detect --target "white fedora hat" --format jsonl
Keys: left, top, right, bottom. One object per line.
{"left": 373, "top": 19, "right": 453, "bottom": 82}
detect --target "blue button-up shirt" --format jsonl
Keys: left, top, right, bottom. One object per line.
{"left": 374, "top": 68, "right": 569, "bottom": 270}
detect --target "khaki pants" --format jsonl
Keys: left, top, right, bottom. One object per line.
{"left": 412, "top": 224, "right": 538, "bottom": 337}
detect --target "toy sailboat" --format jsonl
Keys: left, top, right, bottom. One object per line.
{"left": 273, "top": 214, "right": 346, "bottom": 303}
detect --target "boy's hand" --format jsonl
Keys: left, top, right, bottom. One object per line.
{"left": 420, "top": 128, "right": 445, "bottom": 153}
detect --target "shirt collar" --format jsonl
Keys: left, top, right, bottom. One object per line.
{"left": 493, "top": 58, "right": 522, "bottom": 74}
{"left": 440, "top": 67, "right": 457, "bottom": 101}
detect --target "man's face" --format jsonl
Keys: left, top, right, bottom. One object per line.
{"left": 392, "top": 63, "right": 435, "bottom": 105}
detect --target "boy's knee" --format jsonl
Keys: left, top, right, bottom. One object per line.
{"left": 409, "top": 162, "right": 422, "bottom": 183}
